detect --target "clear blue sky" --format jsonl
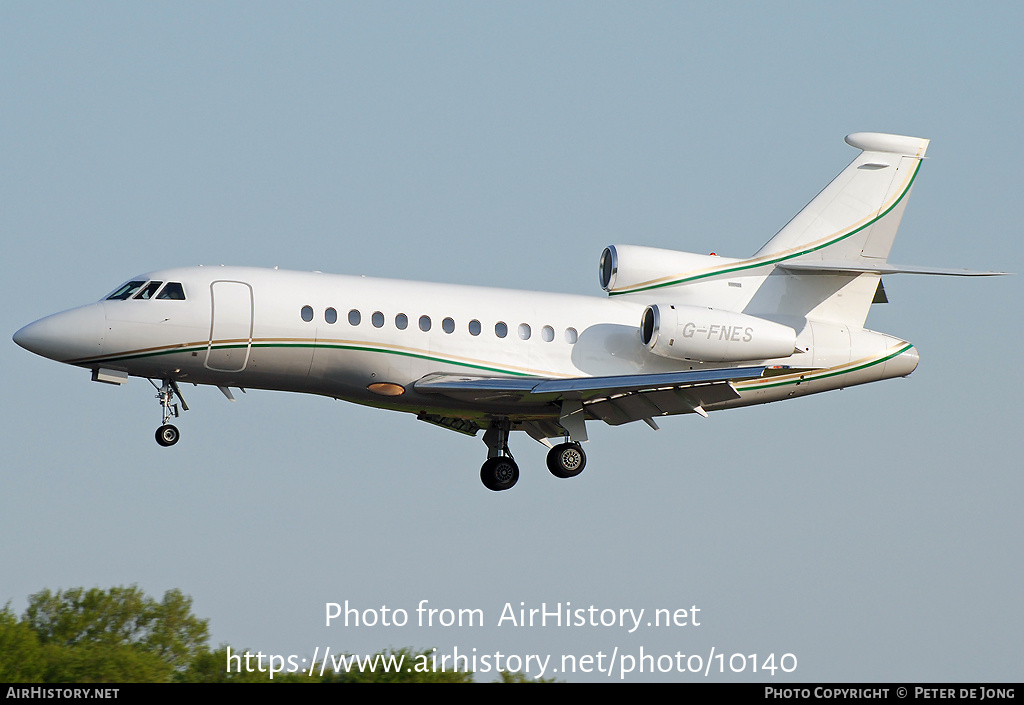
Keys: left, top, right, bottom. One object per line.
{"left": 2, "top": 2, "right": 1021, "bottom": 682}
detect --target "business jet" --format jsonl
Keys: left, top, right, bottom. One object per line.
{"left": 13, "top": 133, "right": 1004, "bottom": 490}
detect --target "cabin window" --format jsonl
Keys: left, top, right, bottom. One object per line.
{"left": 419, "top": 315, "right": 431, "bottom": 332}
{"left": 325, "top": 307, "right": 338, "bottom": 324}
{"left": 468, "top": 319, "right": 481, "bottom": 336}
{"left": 348, "top": 309, "right": 361, "bottom": 326}
{"left": 442, "top": 317, "right": 455, "bottom": 334}
{"left": 372, "top": 311, "right": 385, "bottom": 328}
{"left": 107, "top": 281, "right": 146, "bottom": 300}
{"left": 565, "top": 327, "right": 578, "bottom": 343}
{"left": 541, "top": 325, "right": 554, "bottom": 342}
{"left": 156, "top": 282, "right": 186, "bottom": 300}
{"left": 518, "top": 323, "right": 531, "bottom": 340}
{"left": 396, "top": 313, "right": 408, "bottom": 330}
{"left": 495, "top": 322, "right": 507, "bottom": 338}
{"left": 301, "top": 305, "right": 314, "bottom": 322}
{"left": 134, "top": 281, "right": 163, "bottom": 300}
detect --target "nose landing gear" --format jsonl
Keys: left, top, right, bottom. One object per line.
{"left": 156, "top": 423, "right": 180, "bottom": 447}
{"left": 151, "top": 379, "right": 188, "bottom": 447}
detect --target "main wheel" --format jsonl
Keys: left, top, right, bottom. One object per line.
{"left": 480, "top": 456, "right": 519, "bottom": 491}
{"left": 547, "top": 442, "right": 586, "bottom": 478}
{"left": 156, "top": 424, "right": 180, "bottom": 447}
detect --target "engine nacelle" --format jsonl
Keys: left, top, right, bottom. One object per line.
{"left": 640, "top": 304, "right": 797, "bottom": 362}
{"left": 599, "top": 245, "right": 740, "bottom": 294}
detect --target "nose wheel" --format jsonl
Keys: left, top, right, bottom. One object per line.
{"left": 156, "top": 424, "right": 180, "bottom": 447}
{"left": 150, "top": 378, "right": 188, "bottom": 447}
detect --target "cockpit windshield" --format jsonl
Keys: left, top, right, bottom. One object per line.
{"left": 106, "top": 280, "right": 186, "bottom": 301}
{"left": 156, "top": 282, "right": 185, "bottom": 300}
{"left": 107, "top": 281, "right": 146, "bottom": 300}
{"left": 134, "top": 281, "right": 163, "bottom": 299}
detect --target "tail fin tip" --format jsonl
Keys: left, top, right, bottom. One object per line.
{"left": 845, "top": 132, "right": 929, "bottom": 158}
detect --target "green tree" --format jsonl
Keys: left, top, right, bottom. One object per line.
{"left": 20, "top": 585, "right": 209, "bottom": 682}
{"left": 146, "top": 589, "right": 210, "bottom": 671}
{"left": 25, "top": 586, "right": 208, "bottom": 664}
{"left": 497, "top": 670, "right": 557, "bottom": 683}
{"left": 0, "top": 604, "right": 45, "bottom": 682}
{"left": 37, "top": 643, "right": 171, "bottom": 683}
{"left": 5, "top": 587, "right": 556, "bottom": 683}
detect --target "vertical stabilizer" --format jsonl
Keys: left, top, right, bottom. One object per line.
{"left": 746, "top": 133, "right": 929, "bottom": 327}
{"left": 756, "top": 132, "right": 929, "bottom": 263}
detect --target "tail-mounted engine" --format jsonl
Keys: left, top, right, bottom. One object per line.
{"left": 599, "top": 245, "right": 740, "bottom": 294}
{"left": 640, "top": 303, "right": 797, "bottom": 363}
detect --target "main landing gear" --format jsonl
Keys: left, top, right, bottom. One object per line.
{"left": 480, "top": 456, "right": 520, "bottom": 492}
{"left": 479, "top": 420, "right": 587, "bottom": 491}
{"left": 480, "top": 420, "right": 519, "bottom": 491}
{"left": 546, "top": 441, "right": 586, "bottom": 479}
{"left": 151, "top": 378, "right": 188, "bottom": 447}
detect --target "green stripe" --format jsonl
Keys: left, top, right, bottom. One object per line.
{"left": 610, "top": 159, "right": 922, "bottom": 296}
{"left": 738, "top": 343, "right": 913, "bottom": 391}
{"left": 82, "top": 341, "right": 537, "bottom": 377}
{"left": 81, "top": 340, "right": 914, "bottom": 395}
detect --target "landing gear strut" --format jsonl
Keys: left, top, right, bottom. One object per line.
{"left": 151, "top": 379, "right": 188, "bottom": 447}
{"left": 480, "top": 419, "right": 519, "bottom": 491}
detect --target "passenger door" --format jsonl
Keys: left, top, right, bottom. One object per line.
{"left": 205, "top": 280, "right": 253, "bottom": 372}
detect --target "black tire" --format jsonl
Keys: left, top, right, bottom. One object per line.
{"left": 547, "top": 442, "right": 586, "bottom": 478}
{"left": 156, "top": 424, "right": 180, "bottom": 447}
{"left": 480, "top": 457, "right": 519, "bottom": 491}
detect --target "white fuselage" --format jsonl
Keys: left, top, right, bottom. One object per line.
{"left": 14, "top": 264, "right": 919, "bottom": 426}
{"left": 15, "top": 133, "right": 1002, "bottom": 491}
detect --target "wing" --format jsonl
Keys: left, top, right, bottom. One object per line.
{"left": 414, "top": 366, "right": 768, "bottom": 434}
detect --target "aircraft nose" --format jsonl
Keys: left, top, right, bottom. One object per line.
{"left": 13, "top": 303, "right": 105, "bottom": 363}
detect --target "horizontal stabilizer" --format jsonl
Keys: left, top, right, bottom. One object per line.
{"left": 778, "top": 261, "right": 1008, "bottom": 276}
